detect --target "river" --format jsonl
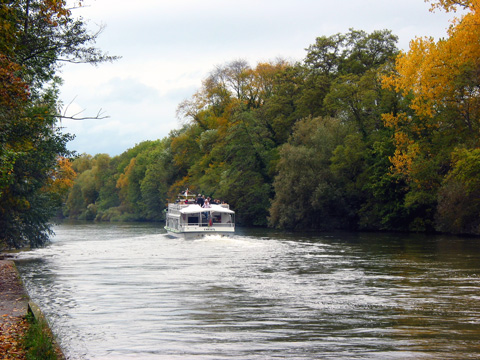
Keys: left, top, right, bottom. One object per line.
{"left": 15, "top": 222, "right": 480, "bottom": 359}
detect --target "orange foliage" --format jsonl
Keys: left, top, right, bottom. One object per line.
{"left": 43, "top": 157, "right": 77, "bottom": 195}
{"left": 385, "top": 0, "right": 480, "bottom": 119}
{"left": 167, "top": 177, "right": 195, "bottom": 202}
{"left": 252, "top": 61, "right": 289, "bottom": 106}
{"left": 0, "top": 55, "right": 29, "bottom": 109}
{"left": 389, "top": 131, "right": 420, "bottom": 177}
{"left": 116, "top": 158, "right": 136, "bottom": 192}
{"left": 383, "top": 0, "right": 480, "bottom": 177}
{"left": 427, "top": 0, "right": 470, "bottom": 13}
{"left": 39, "top": 0, "right": 81, "bottom": 26}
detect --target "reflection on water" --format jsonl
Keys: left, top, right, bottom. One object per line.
{"left": 15, "top": 222, "right": 480, "bottom": 359}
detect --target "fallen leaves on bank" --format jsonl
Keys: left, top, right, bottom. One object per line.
{"left": 0, "top": 315, "right": 28, "bottom": 359}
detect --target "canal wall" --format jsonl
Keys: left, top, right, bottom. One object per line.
{"left": 0, "top": 259, "right": 65, "bottom": 359}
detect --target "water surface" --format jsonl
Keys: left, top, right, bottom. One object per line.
{"left": 16, "top": 222, "right": 480, "bottom": 359}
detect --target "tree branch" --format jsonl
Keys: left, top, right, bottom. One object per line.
{"left": 55, "top": 112, "right": 109, "bottom": 121}
{"left": 58, "top": 96, "right": 109, "bottom": 120}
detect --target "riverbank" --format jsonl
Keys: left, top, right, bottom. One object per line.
{"left": 0, "top": 259, "right": 30, "bottom": 358}
{"left": 0, "top": 259, "right": 64, "bottom": 359}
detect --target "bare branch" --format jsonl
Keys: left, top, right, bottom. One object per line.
{"left": 55, "top": 112, "right": 109, "bottom": 121}
{"left": 53, "top": 112, "right": 110, "bottom": 121}
{"left": 59, "top": 97, "right": 109, "bottom": 120}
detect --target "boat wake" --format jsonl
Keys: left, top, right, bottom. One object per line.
{"left": 194, "top": 234, "right": 265, "bottom": 248}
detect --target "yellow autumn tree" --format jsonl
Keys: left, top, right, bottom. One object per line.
{"left": 43, "top": 156, "right": 77, "bottom": 196}
{"left": 116, "top": 157, "right": 136, "bottom": 203}
{"left": 382, "top": 0, "right": 480, "bottom": 179}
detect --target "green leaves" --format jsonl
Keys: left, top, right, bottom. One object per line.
{"left": 269, "top": 117, "right": 351, "bottom": 230}
{"left": 0, "top": 0, "right": 116, "bottom": 248}
{"left": 436, "top": 148, "right": 480, "bottom": 234}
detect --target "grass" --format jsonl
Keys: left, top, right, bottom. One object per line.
{"left": 23, "top": 312, "right": 60, "bottom": 360}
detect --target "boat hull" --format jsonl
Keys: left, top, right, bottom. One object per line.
{"left": 164, "top": 226, "right": 234, "bottom": 239}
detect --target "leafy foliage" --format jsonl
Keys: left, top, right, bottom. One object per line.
{"left": 269, "top": 117, "right": 352, "bottom": 230}
{"left": 63, "top": 29, "right": 403, "bottom": 230}
{"left": 381, "top": 0, "right": 480, "bottom": 232}
{"left": 436, "top": 148, "right": 480, "bottom": 234}
{"left": 64, "top": 140, "right": 174, "bottom": 222}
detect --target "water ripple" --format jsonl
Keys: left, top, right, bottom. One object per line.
{"left": 15, "top": 223, "right": 480, "bottom": 359}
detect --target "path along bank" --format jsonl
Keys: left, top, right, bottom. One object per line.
{"left": 0, "top": 259, "right": 64, "bottom": 359}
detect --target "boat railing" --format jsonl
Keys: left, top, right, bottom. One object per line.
{"left": 168, "top": 203, "right": 231, "bottom": 212}
{"left": 180, "top": 222, "right": 234, "bottom": 230}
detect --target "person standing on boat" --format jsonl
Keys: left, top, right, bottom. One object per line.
{"left": 202, "top": 198, "right": 211, "bottom": 208}
{"left": 197, "top": 194, "right": 204, "bottom": 207}
{"left": 201, "top": 197, "right": 211, "bottom": 225}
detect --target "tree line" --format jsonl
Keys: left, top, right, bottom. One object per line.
{"left": 64, "top": 29, "right": 406, "bottom": 229}
{"left": 63, "top": 0, "right": 480, "bottom": 236}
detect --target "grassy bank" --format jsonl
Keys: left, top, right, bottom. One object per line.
{"left": 23, "top": 302, "right": 64, "bottom": 360}
{"left": 22, "top": 312, "right": 61, "bottom": 360}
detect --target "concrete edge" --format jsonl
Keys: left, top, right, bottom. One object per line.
{"left": 10, "top": 261, "right": 66, "bottom": 360}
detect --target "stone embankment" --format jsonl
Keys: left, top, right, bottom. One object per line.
{"left": 0, "top": 259, "right": 30, "bottom": 358}
{"left": 0, "top": 259, "right": 64, "bottom": 359}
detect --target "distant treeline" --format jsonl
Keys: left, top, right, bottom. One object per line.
{"left": 63, "top": 24, "right": 480, "bottom": 235}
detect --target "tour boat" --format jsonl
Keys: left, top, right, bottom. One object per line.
{"left": 164, "top": 193, "right": 235, "bottom": 239}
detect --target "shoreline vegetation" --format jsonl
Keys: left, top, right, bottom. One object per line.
{"left": 62, "top": 2, "right": 480, "bottom": 237}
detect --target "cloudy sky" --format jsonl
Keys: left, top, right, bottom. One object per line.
{"left": 59, "top": 0, "right": 458, "bottom": 156}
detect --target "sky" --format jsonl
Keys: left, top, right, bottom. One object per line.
{"left": 59, "top": 0, "right": 459, "bottom": 156}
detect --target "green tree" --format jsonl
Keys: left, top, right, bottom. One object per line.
{"left": 269, "top": 117, "right": 352, "bottom": 230}
{"left": 381, "top": 0, "right": 480, "bottom": 232}
{"left": 0, "top": 0, "right": 116, "bottom": 248}
{"left": 94, "top": 154, "right": 120, "bottom": 215}
{"left": 436, "top": 148, "right": 480, "bottom": 234}
{"left": 357, "top": 134, "right": 411, "bottom": 230}
{"left": 214, "top": 110, "right": 275, "bottom": 225}
{"left": 139, "top": 139, "right": 174, "bottom": 220}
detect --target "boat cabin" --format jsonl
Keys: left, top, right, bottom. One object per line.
{"left": 165, "top": 199, "right": 235, "bottom": 239}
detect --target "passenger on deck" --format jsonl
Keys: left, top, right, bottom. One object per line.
{"left": 197, "top": 194, "right": 204, "bottom": 207}
{"left": 202, "top": 197, "right": 211, "bottom": 208}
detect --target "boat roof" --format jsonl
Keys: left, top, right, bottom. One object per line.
{"left": 179, "top": 204, "right": 234, "bottom": 214}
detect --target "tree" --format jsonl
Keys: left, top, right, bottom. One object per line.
{"left": 436, "top": 148, "right": 480, "bottom": 234}
{"left": 0, "top": 0, "right": 116, "bottom": 248}
{"left": 381, "top": 0, "right": 480, "bottom": 232}
{"left": 269, "top": 117, "right": 352, "bottom": 230}
{"left": 383, "top": 0, "right": 480, "bottom": 174}
{"left": 268, "top": 30, "right": 402, "bottom": 231}
{"left": 139, "top": 139, "right": 174, "bottom": 220}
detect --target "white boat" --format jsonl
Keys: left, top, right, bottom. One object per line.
{"left": 164, "top": 194, "right": 235, "bottom": 239}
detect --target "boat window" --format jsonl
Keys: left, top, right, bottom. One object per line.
{"left": 188, "top": 216, "right": 199, "bottom": 224}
